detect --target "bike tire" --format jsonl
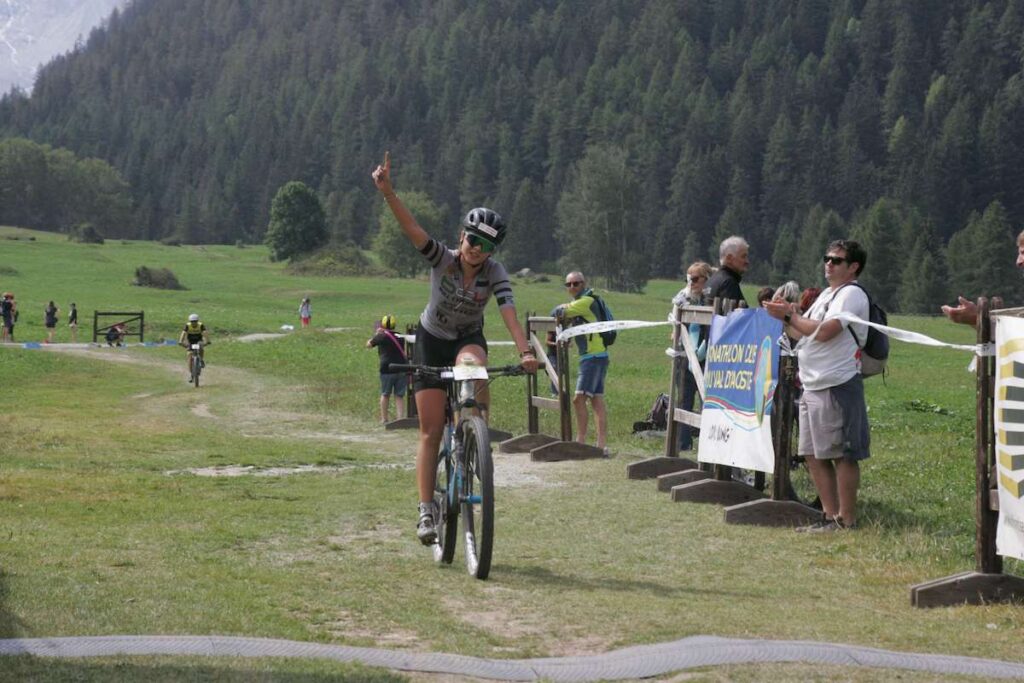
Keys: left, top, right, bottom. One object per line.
{"left": 460, "top": 416, "right": 494, "bottom": 579}
{"left": 434, "top": 444, "right": 458, "bottom": 564}
{"left": 193, "top": 355, "right": 201, "bottom": 388}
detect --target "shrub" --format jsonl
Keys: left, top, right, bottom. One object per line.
{"left": 68, "top": 222, "right": 105, "bottom": 244}
{"left": 287, "top": 243, "right": 383, "bottom": 277}
{"left": 133, "top": 266, "right": 187, "bottom": 290}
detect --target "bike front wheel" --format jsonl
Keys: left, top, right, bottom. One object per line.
{"left": 192, "top": 355, "right": 201, "bottom": 387}
{"left": 460, "top": 416, "right": 494, "bottom": 579}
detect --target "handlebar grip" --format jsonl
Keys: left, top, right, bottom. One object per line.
{"left": 387, "top": 363, "right": 418, "bottom": 373}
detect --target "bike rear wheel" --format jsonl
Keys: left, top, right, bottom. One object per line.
{"left": 460, "top": 416, "right": 494, "bottom": 579}
{"left": 433, "top": 443, "right": 458, "bottom": 564}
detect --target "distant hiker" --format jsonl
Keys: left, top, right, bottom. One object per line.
{"left": 68, "top": 303, "right": 78, "bottom": 342}
{"left": 44, "top": 300, "right": 59, "bottom": 343}
{"left": 299, "top": 297, "right": 311, "bottom": 328}
{"left": 1, "top": 292, "right": 15, "bottom": 343}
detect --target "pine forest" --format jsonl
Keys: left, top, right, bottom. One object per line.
{"left": 2, "top": 0, "right": 1024, "bottom": 310}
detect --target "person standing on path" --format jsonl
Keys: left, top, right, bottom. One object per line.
{"left": 44, "top": 301, "right": 59, "bottom": 343}
{"left": 68, "top": 303, "right": 78, "bottom": 342}
{"left": 299, "top": 297, "right": 312, "bottom": 328}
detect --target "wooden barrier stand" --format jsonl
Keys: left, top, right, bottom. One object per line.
{"left": 911, "top": 298, "right": 1024, "bottom": 606}
{"left": 627, "top": 299, "right": 819, "bottom": 525}
{"left": 93, "top": 310, "right": 144, "bottom": 343}
{"left": 498, "top": 315, "right": 606, "bottom": 461}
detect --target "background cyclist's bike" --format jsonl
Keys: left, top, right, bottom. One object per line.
{"left": 390, "top": 361, "right": 526, "bottom": 580}
{"left": 186, "top": 342, "right": 205, "bottom": 387}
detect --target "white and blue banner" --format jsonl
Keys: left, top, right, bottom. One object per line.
{"left": 698, "top": 308, "right": 783, "bottom": 473}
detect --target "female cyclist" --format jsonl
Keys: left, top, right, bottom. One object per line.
{"left": 372, "top": 151, "right": 539, "bottom": 544}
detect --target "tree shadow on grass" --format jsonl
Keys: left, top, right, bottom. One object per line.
{"left": 1, "top": 657, "right": 408, "bottom": 682}
{"left": 498, "top": 563, "right": 760, "bottom": 599}
{"left": 0, "top": 568, "right": 29, "bottom": 638}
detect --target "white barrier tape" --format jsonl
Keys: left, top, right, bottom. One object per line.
{"left": 554, "top": 319, "right": 670, "bottom": 343}
{"left": 399, "top": 312, "right": 996, "bottom": 358}
{"left": 829, "top": 311, "right": 993, "bottom": 355}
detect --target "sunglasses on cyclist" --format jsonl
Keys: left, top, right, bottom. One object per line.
{"left": 565, "top": 281, "right": 584, "bottom": 288}
{"left": 464, "top": 233, "right": 496, "bottom": 253}
{"left": 823, "top": 255, "right": 848, "bottom": 265}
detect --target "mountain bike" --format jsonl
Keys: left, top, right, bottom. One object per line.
{"left": 186, "top": 342, "right": 205, "bottom": 387}
{"left": 390, "top": 361, "right": 527, "bottom": 580}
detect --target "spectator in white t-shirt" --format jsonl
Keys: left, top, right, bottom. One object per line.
{"left": 765, "top": 239, "right": 871, "bottom": 532}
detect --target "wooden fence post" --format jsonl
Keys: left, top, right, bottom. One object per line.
{"left": 910, "top": 298, "right": 1024, "bottom": 606}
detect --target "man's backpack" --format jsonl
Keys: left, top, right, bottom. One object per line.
{"left": 588, "top": 293, "right": 616, "bottom": 347}
{"left": 836, "top": 282, "right": 889, "bottom": 378}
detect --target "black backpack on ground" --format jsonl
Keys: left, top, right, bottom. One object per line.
{"left": 632, "top": 393, "right": 670, "bottom": 433}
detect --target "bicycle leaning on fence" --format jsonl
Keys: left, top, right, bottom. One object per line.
{"left": 389, "top": 360, "right": 528, "bottom": 580}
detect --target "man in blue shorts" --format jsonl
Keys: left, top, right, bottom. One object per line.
{"left": 366, "top": 314, "right": 408, "bottom": 424}
{"left": 555, "top": 271, "right": 609, "bottom": 454}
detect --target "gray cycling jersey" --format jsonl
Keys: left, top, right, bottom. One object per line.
{"left": 418, "top": 239, "right": 515, "bottom": 340}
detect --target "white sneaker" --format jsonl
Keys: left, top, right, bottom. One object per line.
{"left": 416, "top": 502, "right": 437, "bottom": 545}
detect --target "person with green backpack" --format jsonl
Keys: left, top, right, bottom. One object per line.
{"left": 555, "top": 271, "right": 612, "bottom": 455}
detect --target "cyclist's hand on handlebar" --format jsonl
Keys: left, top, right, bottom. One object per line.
{"left": 519, "top": 353, "right": 539, "bottom": 374}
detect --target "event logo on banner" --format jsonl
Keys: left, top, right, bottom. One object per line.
{"left": 994, "top": 315, "right": 1024, "bottom": 561}
{"left": 698, "top": 308, "right": 783, "bottom": 472}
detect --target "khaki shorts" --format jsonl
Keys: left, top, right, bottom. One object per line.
{"left": 798, "top": 387, "right": 845, "bottom": 459}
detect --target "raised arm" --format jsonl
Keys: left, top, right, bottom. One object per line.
{"left": 372, "top": 151, "right": 430, "bottom": 250}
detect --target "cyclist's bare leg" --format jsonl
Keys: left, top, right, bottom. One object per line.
{"left": 456, "top": 344, "right": 488, "bottom": 421}
{"left": 415, "top": 388, "right": 446, "bottom": 503}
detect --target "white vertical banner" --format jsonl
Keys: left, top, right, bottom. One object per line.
{"left": 698, "top": 308, "right": 782, "bottom": 473}
{"left": 994, "top": 315, "right": 1024, "bottom": 561}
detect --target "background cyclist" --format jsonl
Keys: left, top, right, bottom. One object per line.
{"left": 372, "top": 151, "right": 539, "bottom": 545}
{"left": 178, "top": 313, "right": 211, "bottom": 377}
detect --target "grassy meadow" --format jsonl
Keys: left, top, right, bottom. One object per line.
{"left": 0, "top": 226, "right": 1022, "bottom": 681}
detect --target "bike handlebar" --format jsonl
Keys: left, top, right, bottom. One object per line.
{"left": 387, "top": 362, "right": 541, "bottom": 377}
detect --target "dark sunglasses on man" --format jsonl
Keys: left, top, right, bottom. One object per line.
{"left": 565, "top": 280, "right": 583, "bottom": 288}
{"left": 823, "top": 255, "right": 848, "bottom": 265}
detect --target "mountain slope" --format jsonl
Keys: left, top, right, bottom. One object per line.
{"left": 0, "top": 0, "right": 127, "bottom": 93}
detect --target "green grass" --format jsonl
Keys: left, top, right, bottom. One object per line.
{"left": 1, "top": 226, "right": 1022, "bottom": 681}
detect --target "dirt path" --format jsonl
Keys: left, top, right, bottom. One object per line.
{"left": 41, "top": 343, "right": 552, "bottom": 486}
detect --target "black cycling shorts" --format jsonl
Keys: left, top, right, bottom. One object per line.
{"left": 412, "top": 324, "right": 488, "bottom": 392}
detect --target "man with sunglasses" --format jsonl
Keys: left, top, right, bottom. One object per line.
{"left": 554, "top": 272, "right": 610, "bottom": 455}
{"left": 764, "top": 240, "right": 871, "bottom": 532}
{"left": 372, "top": 151, "right": 539, "bottom": 545}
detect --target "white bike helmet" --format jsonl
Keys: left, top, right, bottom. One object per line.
{"left": 188, "top": 313, "right": 199, "bottom": 322}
